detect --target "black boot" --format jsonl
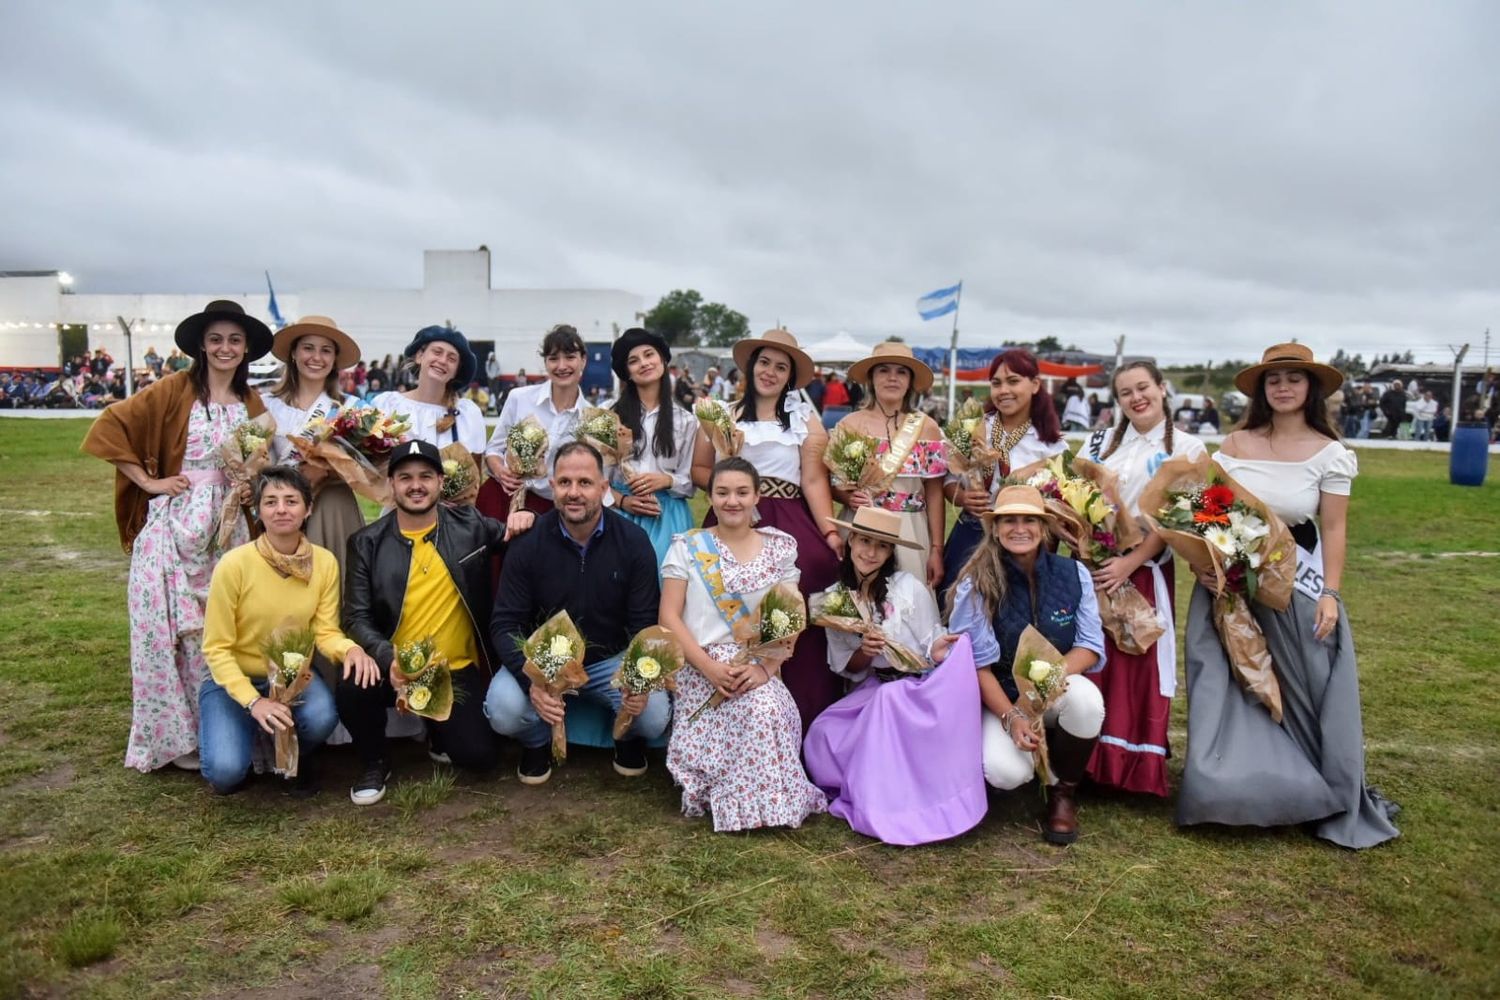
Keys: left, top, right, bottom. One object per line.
{"left": 1042, "top": 728, "right": 1098, "bottom": 845}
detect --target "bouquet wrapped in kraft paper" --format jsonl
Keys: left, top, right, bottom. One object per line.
{"left": 810, "top": 583, "right": 929, "bottom": 676}
{"left": 1139, "top": 452, "right": 1295, "bottom": 722}
{"left": 288, "top": 402, "right": 411, "bottom": 506}
{"left": 391, "top": 637, "right": 455, "bottom": 722}
{"left": 262, "top": 625, "right": 316, "bottom": 778}
{"left": 504, "top": 415, "right": 551, "bottom": 514}
{"left": 1010, "top": 625, "right": 1072, "bottom": 791}
{"left": 1027, "top": 452, "right": 1162, "bottom": 655}
{"left": 688, "top": 581, "right": 806, "bottom": 722}
{"left": 941, "top": 397, "right": 1001, "bottom": 494}
{"left": 518, "top": 610, "right": 590, "bottom": 763}
{"left": 438, "top": 443, "right": 481, "bottom": 507}
{"left": 694, "top": 398, "right": 744, "bottom": 457}
{"left": 609, "top": 626, "right": 685, "bottom": 739}
{"left": 575, "top": 407, "right": 635, "bottom": 472}
{"left": 217, "top": 413, "right": 278, "bottom": 548}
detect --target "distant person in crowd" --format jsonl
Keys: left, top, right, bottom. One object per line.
{"left": 485, "top": 349, "right": 502, "bottom": 410}
{"left": 660, "top": 457, "right": 828, "bottom": 831}
{"left": 1341, "top": 387, "right": 1364, "bottom": 437}
{"left": 199, "top": 466, "right": 379, "bottom": 795}
{"left": 465, "top": 381, "right": 491, "bottom": 412}
{"left": 1411, "top": 390, "right": 1437, "bottom": 441}
{"left": 371, "top": 325, "right": 488, "bottom": 453}
{"left": 1173, "top": 399, "right": 1198, "bottom": 430}
{"left": 673, "top": 368, "right": 698, "bottom": 409}
{"left": 90, "top": 347, "right": 114, "bottom": 377}
{"left": 1359, "top": 385, "right": 1379, "bottom": 438}
{"left": 1179, "top": 343, "right": 1398, "bottom": 849}
{"left": 702, "top": 366, "right": 727, "bottom": 400}
{"left": 338, "top": 441, "right": 508, "bottom": 805}
{"left": 948, "top": 485, "right": 1107, "bottom": 845}
{"left": 496, "top": 366, "right": 527, "bottom": 412}
{"left": 1433, "top": 404, "right": 1452, "bottom": 442}
{"left": 486, "top": 442, "right": 668, "bottom": 785}
{"left": 1479, "top": 370, "right": 1499, "bottom": 437}
{"left": 607, "top": 328, "right": 697, "bottom": 564}
{"left": 1060, "top": 382, "right": 1092, "bottom": 432}
{"left": 846, "top": 373, "right": 865, "bottom": 409}
{"left": 166, "top": 347, "right": 191, "bottom": 372}
{"left": 822, "top": 371, "right": 850, "bottom": 409}
{"left": 1197, "top": 397, "right": 1221, "bottom": 433}
{"left": 143, "top": 346, "right": 163, "bottom": 375}
{"left": 1379, "top": 380, "right": 1408, "bottom": 439}
{"left": 81, "top": 300, "right": 272, "bottom": 773}
{"left": 804, "top": 369, "right": 826, "bottom": 411}
{"left": 726, "top": 368, "right": 743, "bottom": 401}
{"left": 364, "top": 368, "right": 388, "bottom": 397}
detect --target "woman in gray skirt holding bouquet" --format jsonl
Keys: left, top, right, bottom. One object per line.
{"left": 1177, "top": 344, "right": 1399, "bottom": 849}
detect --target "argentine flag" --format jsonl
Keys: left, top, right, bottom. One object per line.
{"left": 917, "top": 281, "right": 961, "bottom": 321}
{"left": 265, "top": 271, "right": 287, "bottom": 330}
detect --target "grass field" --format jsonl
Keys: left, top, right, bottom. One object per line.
{"left": 0, "top": 418, "right": 1497, "bottom": 999}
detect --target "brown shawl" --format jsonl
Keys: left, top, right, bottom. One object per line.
{"left": 81, "top": 370, "right": 267, "bottom": 552}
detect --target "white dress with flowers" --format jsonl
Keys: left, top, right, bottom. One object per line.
{"left": 124, "top": 401, "right": 250, "bottom": 771}
{"left": 663, "top": 528, "right": 828, "bottom": 832}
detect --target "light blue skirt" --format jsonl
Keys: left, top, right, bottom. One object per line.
{"left": 613, "top": 488, "right": 694, "bottom": 568}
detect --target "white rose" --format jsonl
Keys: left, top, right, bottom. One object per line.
{"left": 635, "top": 656, "right": 661, "bottom": 680}
{"left": 281, "top": 652, "right": 307, "bottom": 672}
{"left": 846, "top": 440, "right": 866, "bottom": 458}
{"left": 547, "top": 634, "right": 573, "bottom": 659}
{"left": 768, "top": 609, "right": 791, "bottom": 633}
{"left": 1028, "top": 660, "right": 1054, "bottom": 684}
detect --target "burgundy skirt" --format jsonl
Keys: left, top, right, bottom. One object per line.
{"left": 476, "top": 477, "right": 555, "bottom": 591}
{"left": 704, "top": 494, "right": 842, "bottom": 734}
{"left": 1083, "top": 559, "right": 1175, "bottom": 797}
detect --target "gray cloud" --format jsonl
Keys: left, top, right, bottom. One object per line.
{"left": 2, "top": 0, "right": 1497, "bottom": 364}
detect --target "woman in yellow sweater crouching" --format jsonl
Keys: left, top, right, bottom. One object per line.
{"left": 201, "top": 466, "right": 380, "bottom": 794}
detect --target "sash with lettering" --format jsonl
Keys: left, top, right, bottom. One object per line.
{"left": 683, "top": 529, "right": 751, "bottom": 635}
{"left": 867, "top": 412, "right": 929, "bottom": 495}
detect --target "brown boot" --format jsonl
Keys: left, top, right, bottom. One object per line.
{"left": 1044, "top": 781, "right": 1080, "bottom": 844}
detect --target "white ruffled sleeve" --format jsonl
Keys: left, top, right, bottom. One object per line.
{"left": 890, "top": 572, "right": 945, "bottom": 661}
{"left": 825, "top": 625, "right": 867, "bottom": 681}
{"left": 784, "top": 393, "right": 815, "bottom": 445}
{"left": 1319, "top": 444, "right": 1359, "bottom": 496}
{"left": 661, "top": 535, "right": 692, "bottom": 581}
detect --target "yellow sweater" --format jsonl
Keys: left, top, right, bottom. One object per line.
{"left": 202, "top": 541, "right": 358, "bottom": 708}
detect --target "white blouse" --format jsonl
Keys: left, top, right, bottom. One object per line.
{"left": 661, "top": 528, "right": 801, "bottom": 648}
{"left": 258, "top": 389, "right": 340, "bottom": 464}
{"left": 1087, "top": 419, "right": 1208, "bottom": 517}
{"left": 484, "top": 381, "right": 596, "bottom": 502}
{"left": 369, "top": 391, "right": 487, "bottom": 454}
{"left": 943, "top": 415, "right": 1067, "bottom": 502}
{"left": 734, "top": 394, "right": 818, "bottom": 483}
{"left": 607, "top": 402, "right": 698, "bottom": 497}
{"left": 825, "top": 571, "right": 947, "bottom": 682}
{"left": 1213, "top": 441, "right": 1358, "bottom": 525}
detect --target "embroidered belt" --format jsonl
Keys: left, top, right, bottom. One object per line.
{"left": 873, "top": 490, "right": 925, "bottom": 514}
{"left": 759, "top": 477, "right": 803, "bottom": 499}
{"left": 182, "top": 468, "right": 229, "bottom": 487}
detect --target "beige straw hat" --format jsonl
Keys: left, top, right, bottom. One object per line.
{"left": 823, "top": 506, "right": 923, "bottom": 549}
{"left": 271, "top": 316, "right": 361, "bottom": 369}
{"left": 980, "top": 484, "right": 1056, "bottom": 523}
{"left": 846, "top": 341, "right": 934, "bottom": 393}
{"left": 731, "top": 329, "right": 815, "bottom": 389}
{"left": 1233, "top": 342, "right": 1343, "bottom": 398}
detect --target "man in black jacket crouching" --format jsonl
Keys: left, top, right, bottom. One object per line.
{"left": 485, "top": 441, "right": 666, "bottom": 786}
{"left": 338, "top": 440, "right": 507, "bottom": 806}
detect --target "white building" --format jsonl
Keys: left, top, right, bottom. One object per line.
{"left": 0, "top": 249, "right": 644, "bottom": 378}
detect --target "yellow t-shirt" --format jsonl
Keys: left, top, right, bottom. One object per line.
{"left": 392, "top": 528, "right": 477, "bottom": 671}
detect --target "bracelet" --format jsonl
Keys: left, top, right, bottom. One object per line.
{"left": 1321, "top": 588, "right": 1341, "bottom": 600}
{"left": 247, "top": 696, "right": 261, "bottom": 713}
{"left": 1000, "top": 707, "right": 1025, "bottom": 734}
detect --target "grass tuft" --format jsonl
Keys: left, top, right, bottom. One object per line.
{"left": 389, "top": 769, "right": 457, "bottom": 818}
{"left": 278, "top": 869, "right": 394, "bottom": 923}
{"left": 54, "top": 912, "right": 123, "bottom": 968}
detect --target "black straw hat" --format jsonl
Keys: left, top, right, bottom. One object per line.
{"left": 173, "top": 300, "right": 273, "bottom": 360}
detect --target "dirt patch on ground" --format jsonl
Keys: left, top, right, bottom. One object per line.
{"left": 753, "top": 925, "right": 795, "bottom": 960}
{"left": 8, "top": 762, "right": 76, "bottom": 792}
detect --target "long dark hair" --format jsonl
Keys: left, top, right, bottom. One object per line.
{"left": 985, "top": 349, "right": 1060, "bottom": 443}
{"left": 1237, "top": 369, "right": 1341, "bottom": 441}
{"left": 188, "top": 343, "right": 252, "bottom": 405}
{"left": 734, "top": 346, "right": 793, "bottom": 430}
{"left": 1100, "top": 360, "right": 1173, "bottom": 459}
{"left": 612, "top": 361, "right": 677, "bottom": 461}
{"left": 838, "top": 535, "right": 898, "bottom": 612}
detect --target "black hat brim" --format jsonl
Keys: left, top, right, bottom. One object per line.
{"left": 174, "top": 310, "right": 274, "bottom": 361}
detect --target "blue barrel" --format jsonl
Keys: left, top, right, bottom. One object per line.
{"left": 1449, "top": 422, "right": 1490, "bottom": 486}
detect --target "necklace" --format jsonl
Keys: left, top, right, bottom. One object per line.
{"left": 990, "top": 418, "right": 1033, "bottom": 476}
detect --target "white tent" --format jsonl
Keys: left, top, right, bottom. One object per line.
{"left": 801, "top": 331, "right": 872, "bottom": 365}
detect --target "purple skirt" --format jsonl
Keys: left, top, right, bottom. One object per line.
{"left": 803, "top": 636, "right": 987, "bottom": 845}
{"left": 704, "top": 494, "right": 842, "bottom": 733}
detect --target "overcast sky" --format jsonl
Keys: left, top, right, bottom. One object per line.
{"left": 2, "top": 2, "right": 1497, "bottom": 364}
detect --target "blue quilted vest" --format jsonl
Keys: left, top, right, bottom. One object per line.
{"left": 991, "top": 549, "right": 1082, "bottom": 701}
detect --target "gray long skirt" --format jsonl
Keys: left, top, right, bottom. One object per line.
{"left": 306, "top": 481, "right": 365, "bottom": 692}
{"left": 1176, "top": 586, "right": 1400, "bottom": 850}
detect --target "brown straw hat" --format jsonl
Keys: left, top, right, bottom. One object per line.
{"left": 1234, "top": 343, "right": 1344, "bottom": 398}
{"left": 846, "top": 341, "right": 934, "bottom": 393}
{"left": 272, "top": 316, "right": 362, "bottom": 369}
{"left": 731, "top": 328, "right": 815, "bottom": 389}
{"left": 823, "top": 506, "right": 923, "bottom": 549}
{"left": 980, "top": 484, "right": 1056, "bottom": 523}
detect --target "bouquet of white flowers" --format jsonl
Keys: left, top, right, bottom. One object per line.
{"left": 609, "top": 626, "right": 685, "bottom": 739}
{"left": 517, "top": 610, "right": 590, "bottom": 763}
{"left": 262, "top": 624, "right": 315, "bottom": 778}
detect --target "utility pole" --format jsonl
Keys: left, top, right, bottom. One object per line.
{"left": 115, "top": 316, "right": 136, "bottom": 397}
{"left": 1449, "top": 343, "right": 1469, "bottom": 419}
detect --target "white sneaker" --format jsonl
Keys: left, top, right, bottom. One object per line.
{"left": 170, "top": 752, "right": 201, "bottom": 772}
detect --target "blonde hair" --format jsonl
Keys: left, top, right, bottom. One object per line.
{"left": 271, "top": 336, "right": 345, "bottom": 406}
{"left": 945, "top": 515, "right": 1050, "bottom": 621}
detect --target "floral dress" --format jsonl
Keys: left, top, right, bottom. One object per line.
{"left": 124, "top": 401, "right": 250, "bottom": 771}
{"left": 849, "top": 438, "right": 947, "bottom": 580}
{"left": 664, "top": 528, "right": 828, "bottom": 832}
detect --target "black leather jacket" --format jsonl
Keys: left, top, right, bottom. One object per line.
{"left": 342, "top": 505, "right": 507, "bottom": 676}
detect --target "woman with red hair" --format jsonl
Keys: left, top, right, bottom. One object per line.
{"left": 940, "top": 349, "right": 1065, "bottom": 604}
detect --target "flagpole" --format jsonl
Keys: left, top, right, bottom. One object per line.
{"left": 946, "top": 283, "right": 962, "bottom": 419}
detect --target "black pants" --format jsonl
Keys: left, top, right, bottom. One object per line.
{"left": 336, "top": 666, "right": 499, "bottom": 771}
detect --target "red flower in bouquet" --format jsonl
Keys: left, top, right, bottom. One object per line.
{"left": 1201, "top": 484, "right": 1235, "bottom": 514}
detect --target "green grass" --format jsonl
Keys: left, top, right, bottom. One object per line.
{"left": 0, "top": 418, "right": 1497, "bottom": 999}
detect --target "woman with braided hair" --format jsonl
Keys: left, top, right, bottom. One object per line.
{"left": 1080, "top": 361, "right": 1206, "bottom": 796}
{"left": 939, "top": 349, "right": 1065, "bottom": 605}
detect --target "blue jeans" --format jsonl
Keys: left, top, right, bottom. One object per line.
{"left": 199, "top": 674, "right": 338, "bottom": 793}
{"left": 483, "top": 654, "right": 670, "bottom": 749}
